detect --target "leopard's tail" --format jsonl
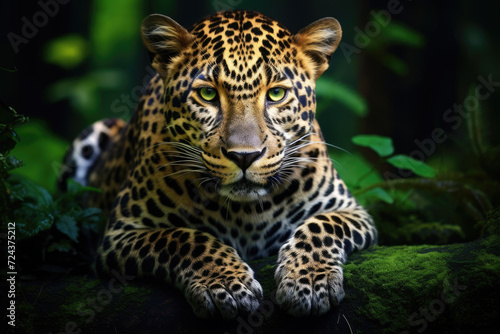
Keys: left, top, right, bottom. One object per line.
{"left": 58, "top": 118, "right": 126, "bottom": 193}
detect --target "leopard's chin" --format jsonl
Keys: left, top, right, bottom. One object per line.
{"left": 219, "top": 179, "right": 272, "bottom": 202}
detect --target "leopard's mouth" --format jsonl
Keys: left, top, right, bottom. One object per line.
{"left": 219, "top": 178, "right": 274, "bottom": 202}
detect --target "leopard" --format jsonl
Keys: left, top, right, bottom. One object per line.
{"left": 59, "top": 10, "right": 377, "bottom": 319}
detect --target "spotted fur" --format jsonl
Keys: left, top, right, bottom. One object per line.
{"left": 60, "top": 10, "right": 377, "bottom": 319}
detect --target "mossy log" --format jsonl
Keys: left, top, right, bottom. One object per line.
{"left": 12, "top": 235, "right": 500, "bottom": 334}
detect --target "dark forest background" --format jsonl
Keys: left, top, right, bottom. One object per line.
{"left": 1, "top": 0, "right": 499, "bottom": 193}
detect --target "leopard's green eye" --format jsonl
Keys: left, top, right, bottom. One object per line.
{"left": 199, "top": 87, "right": 217, "bottom": 101}
{"left": 267, "top": 87, "right": 286, "bottom": 102}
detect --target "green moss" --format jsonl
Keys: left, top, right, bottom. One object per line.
{"left": 110, "top": 284, "right": 150, "bottom": 316}
{"left": 258, "top": 264, "right": 277, "bottom": 297}
{"left": 344, "top": 244, "right": 454, "bottom": 333}
{"left": 343, "top": 234, "right": 500, "bottom": 333}
{"left": 122, "top": 284, "right": 150, "bottom": 296}
{"left": 65, "top": 276, "right": 101, "bottom": 292}
{"left": 54, "top": 277, "right": 103, "bottom": 329}
{"left": 33, "top": 276, "right": 151, "bottom": 331}
{"left": 250, "top": 255, "right": 278, "bottom": 298}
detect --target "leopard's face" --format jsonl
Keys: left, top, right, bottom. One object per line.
{"left": 142, "top": 11, "right": 341, "bottom": 201}
{"left": 187, "top": 64, "right": 305, "bottom": 201}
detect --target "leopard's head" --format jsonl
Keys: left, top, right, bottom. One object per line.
{"left": 141, "top": 10, "right": 341, "bottom": 201}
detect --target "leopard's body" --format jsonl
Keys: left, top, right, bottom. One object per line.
{"left": 60, "top": 10, "right": 377, "bottom": 318}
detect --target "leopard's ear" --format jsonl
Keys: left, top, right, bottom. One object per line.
{"left": 141, "top": 14, "right": 194, "bottom": 77}
{"left": 294, "top": 18, "right": 342, "bottom": 80}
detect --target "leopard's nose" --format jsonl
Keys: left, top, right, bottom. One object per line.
{"left": 221, "top": 147, "right": 266, "bottom": 171}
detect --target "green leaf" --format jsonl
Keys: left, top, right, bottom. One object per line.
{"left": 365, "top": 187, "right": 394, "bottom": 204}
{"left": 73, "top": 207, "right": 102, "bottom": 230}
{"left": 14, "top": 203, "right": 54, "bottom": 240}
{"left": 316, "top": 77, "right": 368, "bottom": 116}
{"left": 76, "top": 207, "right": 102, "bottom": 219}
{"left": 0, "top": 106, "right": 29, "bottom": 155}
{"left": 7, "top": 175, "right": 55, "bottom": 240}
{"left": 0, "top": 106, "right": 28, "bottom": 127}
{"left": 387, "top": 154, "right": 436, "bottom": 178}
{"left": 5, "top": 155, "right": 24, "bottom": 171}
{"left": 66, "top": 178, "right": 102, "bottom": 195}
{"left": 8, "top": 174, "right": 54, "bottom": 207}
{"left": 55, "top": 215, "right": 79, "bottom": 242}
{"left": 352, "top": 135, "right": 394, "bottom": 157}
{"left": 47, "top": 239, "right": 73, "bottom": 253}
{"left": 0, "top": 65, "right": 17, "bottom": 72}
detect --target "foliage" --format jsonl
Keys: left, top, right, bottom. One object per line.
{"left": 0, "top": 107, "right": 103, "bottom": 273}
{"left": 0, "top": 105, "right": 28, "bottom": 223}
{"left": 7, "top": 177, "right": 103, "bottom": 272}
{"left": 0, "top": 104, "right": 28, "bottom": 154}
{"left": 476, "top": 206, "right": 500, "bottom": 236}
{"left": 352, "top": 134, "right": 435, "bottom": 177}
{"left": 334, "top": 131, "right": 497, "bottom": 245}
{"left": 349, "top": 134, "right": 436, "bottom": 203}
{"left": 7, "top": 175, "right": 54, "bottom": 239}
{"left": 8, "top": 175, "right": 102, "bottom": 244}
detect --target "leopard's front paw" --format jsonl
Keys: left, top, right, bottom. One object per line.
{"left": 275, "top": 248, "right": 345, "bottom": 316}
{"left": 184, "top": 263, "right": 263, "bottom": 319}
